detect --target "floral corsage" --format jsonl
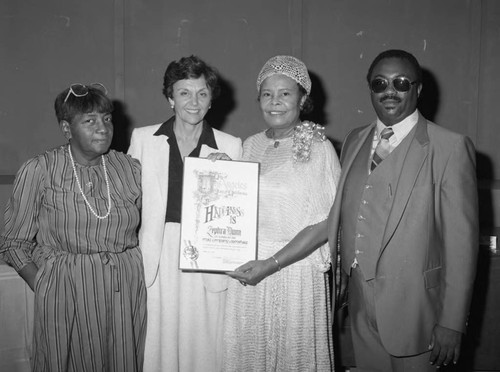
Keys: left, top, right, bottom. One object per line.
{"left": 292, "top": 121, "right": 326, "bottom": 162}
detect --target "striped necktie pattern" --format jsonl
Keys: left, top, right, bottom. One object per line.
{"left": 371, "top": 127, "right": 394, "bottom": 171}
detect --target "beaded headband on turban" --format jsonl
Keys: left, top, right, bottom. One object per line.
{"left": 256, "top": 55, "right": 312, "bottom": 95}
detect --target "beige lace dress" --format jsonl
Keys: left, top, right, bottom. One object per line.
{"left": 223, "top": 126, "right": 341, "bottom": 371}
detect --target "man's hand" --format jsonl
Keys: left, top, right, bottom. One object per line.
{"left": 428, "top": 325, "right": 463, "bottom": 367}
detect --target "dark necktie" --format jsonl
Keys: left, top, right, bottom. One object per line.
{"left": 371, "top": 127, "right": 394, "bottom": 171}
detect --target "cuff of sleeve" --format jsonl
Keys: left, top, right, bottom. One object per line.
{"left": 1, "top": 249, "right": 33, "bottom": 272}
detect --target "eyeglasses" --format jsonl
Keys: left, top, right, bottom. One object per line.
{"left": 63, "top": 83, "right": 108, "bottom": 103}
{"left": 370, "top": 77, "right": 417, "bottom": 94}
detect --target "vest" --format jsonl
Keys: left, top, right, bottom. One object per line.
{"left": 340, "top": 127, "right": 415, "bottom": 280}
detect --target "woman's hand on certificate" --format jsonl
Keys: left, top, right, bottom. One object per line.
{"left": 227, "top": 258, "right": 279, "bottom": 286}
{"left": 206, "top": 152, "right": 232, "bottom": 161}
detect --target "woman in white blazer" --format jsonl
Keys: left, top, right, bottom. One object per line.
{"left": 128, "top": 56, "right": 242, "bottom": 372}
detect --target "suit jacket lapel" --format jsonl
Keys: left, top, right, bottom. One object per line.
{"left": 200, "top": 144, "right": 218, "bottom": 158}
{"left": 341, "top": 123, "right": 375, "bottom": 176}
{"left": 149, "top": 134, "right": 170, "bottom": 208}
{"left": 382, "top": 115, "right": 429, "bottom": 249}
{"left": 328, "top": 123, "right": 375, "bottom": 251}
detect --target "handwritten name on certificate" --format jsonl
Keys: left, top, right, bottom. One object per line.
{"left": 179, "top": 157, "right": 259, "bottom": 272}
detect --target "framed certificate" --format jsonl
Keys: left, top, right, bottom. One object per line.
{"left": 179, "top": 157, "right": 259, "bottom": 272}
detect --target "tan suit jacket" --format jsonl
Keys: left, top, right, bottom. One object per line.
{"left": 128, "top": 121, "right": 242, "bottom": 288}
{"left": 328, "top": 113, "right": 479, "bottom": 356}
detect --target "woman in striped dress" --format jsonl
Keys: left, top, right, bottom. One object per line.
{"left": 0, "top": 83, "right": 146, "bottom": 372}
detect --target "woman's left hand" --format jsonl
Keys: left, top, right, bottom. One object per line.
{"left": 206, "top": 152, "right": 232, "bottom": 161}
{"left": 226, "top": 258, "right": 278, "bottom": 286}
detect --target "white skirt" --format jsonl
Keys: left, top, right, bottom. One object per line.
{"left": 143, "top": 222, "right": 228, "bottom": 372}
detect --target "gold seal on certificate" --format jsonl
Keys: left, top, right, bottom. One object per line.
{"left": 179, "top": 157, "right": 259, "bottom": 272}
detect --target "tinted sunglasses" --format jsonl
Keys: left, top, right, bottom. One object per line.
{"left": 63, "top": 83, "right": 108, "bottom": 103}
{"left": 370, "top": 77, "right": 417, "bottom": 94}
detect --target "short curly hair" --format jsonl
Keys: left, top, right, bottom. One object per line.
{"left": 162, "top": 55, "right": 220, "bottom": 100}
{"left": 366, "top": 49, "right": 422, "bottom": 84}
{"left": 54, "top": 84, "right": 113, "bottom": 123}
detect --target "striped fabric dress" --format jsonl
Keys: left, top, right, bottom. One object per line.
{"left": 223, "top": 129, "right": 341, "bottom": 371}
{"left": 0, "top": 145, "right": 147, "bottom": 372}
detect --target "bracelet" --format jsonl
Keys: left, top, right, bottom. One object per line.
{"left": 271, "top": 255, "right": 281, "bottom": 271}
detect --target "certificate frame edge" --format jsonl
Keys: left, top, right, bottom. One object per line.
{"left": 178, "top": 157, "right": 259, "bottom": 273}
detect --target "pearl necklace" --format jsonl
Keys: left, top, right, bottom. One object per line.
{"left": 68, "top": 145, "right": 112, "bottom": 219}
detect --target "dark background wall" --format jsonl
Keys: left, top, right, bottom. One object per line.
{"left": 1, "top": 1, "right": 499, "bottom": 370}
{"left": 2, "top": 1, "right": 500, "bottom": 213}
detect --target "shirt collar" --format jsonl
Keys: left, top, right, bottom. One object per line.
{"left": 154, "top": 116, "right": 175, "bottom": 137}
{"left": 153, "top": 116, "right": 218, "bottom": 150}
{"left": 376, "top": 109, "right": 419, "bottom": 141}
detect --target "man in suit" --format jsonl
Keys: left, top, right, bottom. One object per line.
{"left": 328, "top": 49, "right": 478, "bottom": 371}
